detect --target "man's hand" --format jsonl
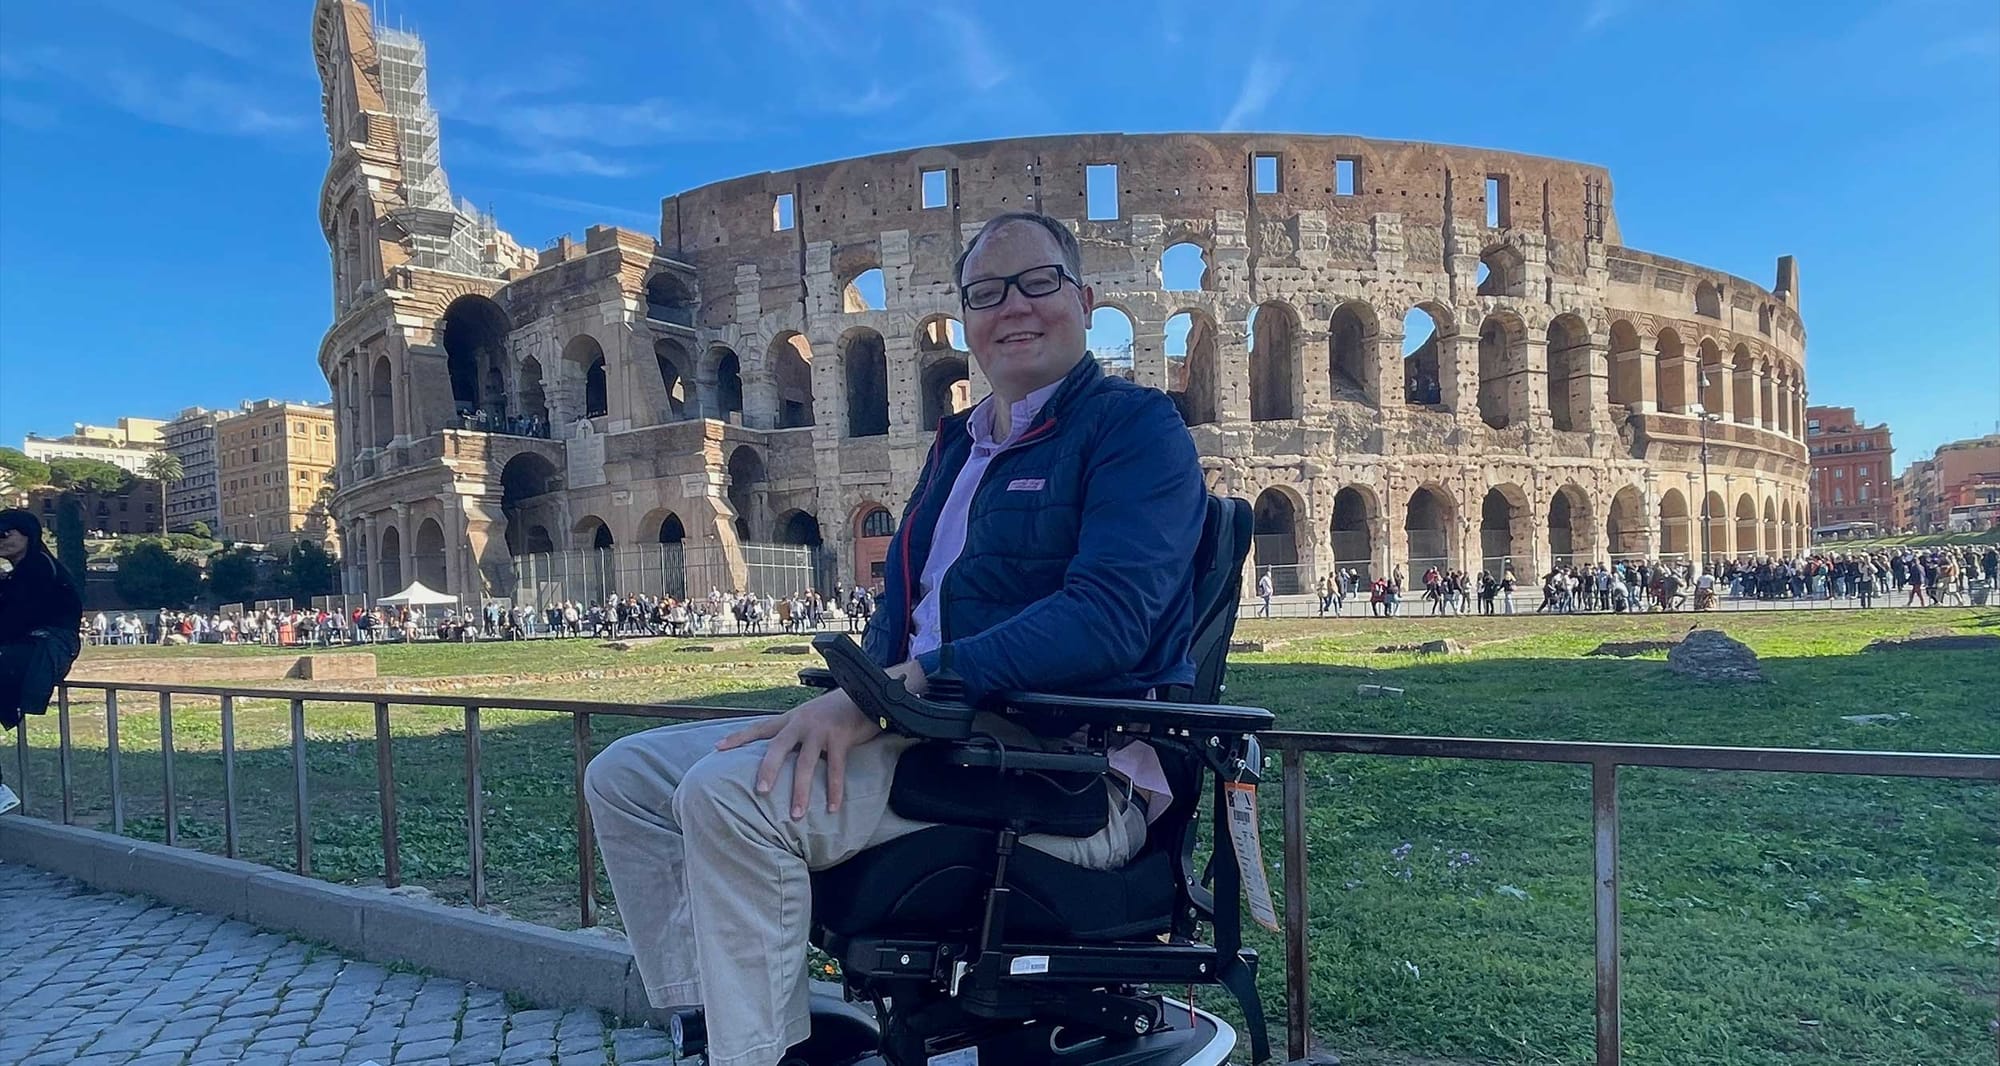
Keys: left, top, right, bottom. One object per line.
{"left": 715, "top": 660, "right": 927, "bottom": 818}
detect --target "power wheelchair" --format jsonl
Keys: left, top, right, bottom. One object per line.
{"left": 672, "top": 495, "right": 1277, "bottom": 1066}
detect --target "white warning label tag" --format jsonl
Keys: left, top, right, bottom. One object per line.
{"left": 1007, "top": 954, "right": 1050, "bottom": 975}
{"left": 928, "top": 1045, "right": 978, "bottom": 1065}
{"left": 1224, "top": 780, "right": 1281, "bottom": 933}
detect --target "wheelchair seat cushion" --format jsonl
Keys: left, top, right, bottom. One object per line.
{"left": 888, "top": 741, "right": 1111, "bottom": 838}
{"left": 811, "top": 825, "right": 1176, "bottom": 942}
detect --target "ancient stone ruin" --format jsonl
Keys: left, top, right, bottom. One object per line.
{"left": 1666, "top": 628, "right": 1763, "bottom": 683}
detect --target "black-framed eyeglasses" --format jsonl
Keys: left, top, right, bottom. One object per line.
{"left": 959, "top": 263, "right": 1079, "bottom": 311}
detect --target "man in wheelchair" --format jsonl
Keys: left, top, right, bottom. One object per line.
{"left": 585, "top": 212, "right": 1272, "bottom": 1066}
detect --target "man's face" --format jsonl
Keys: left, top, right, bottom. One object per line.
{"left": 960, "top": 222, "right": 1093, "bottom": 397}
{"left": 0, "top": 528, "right": 26, "bottom": 562}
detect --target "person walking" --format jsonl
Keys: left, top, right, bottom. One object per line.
{"left": 1256, "top": 568, "right": 1274, "bottom": 618}
{"left": 0, "top": 510, "right": 84, "bottom": 815}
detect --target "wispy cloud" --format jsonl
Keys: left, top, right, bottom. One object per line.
{"left": 932, "top": 10, "right": 1010, "bottom": 92}
{"left": 1221, "top": 57, "right": 1287, "bottom": 131}
{"left": 510, "top": 191, "right": 657, "bottom": 229}
{"left": 0, "top": 45, "right": 305, "bottom": 138}
{"left": 1582, "top": 0, "right": 1626, "bottom": 33}
{"left": 84, "top": 0, "right": 267, "bottom": 63}
{"left": 0, "top": 96, "right": 60, "bottom": 130}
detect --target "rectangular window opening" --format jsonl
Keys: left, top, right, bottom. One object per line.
{"left": 920, "top": 168, "right": 949, "bottom": 209}
{"left": 772, "top": 193, "right": 795, "bottom": 232}
{"left": 1485, "top": 174, "right": 1510, "bottom": 227}
{"left": 1253, "top": 153, "right": 1280, "bottom": 195}
{"left": 1335, "top": 157, "right": 1359, "bottom": 196}
{"left": 1086, "top": 164, "right": 1119, "bottom": 220}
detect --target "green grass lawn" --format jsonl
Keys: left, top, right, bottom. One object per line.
{"left": 12, "top": 611, "right": 1997, "bottom": 1065}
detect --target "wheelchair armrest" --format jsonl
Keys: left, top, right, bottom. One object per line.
{"left": 797, "top": 666, "right": 837, "bottom": 690}
{"left": 999, "top": 691, "right": 1274, "bottom": 740}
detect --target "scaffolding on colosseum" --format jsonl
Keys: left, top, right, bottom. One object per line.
{"left": 374, "top": 26, "right": 509, "bottom": 278}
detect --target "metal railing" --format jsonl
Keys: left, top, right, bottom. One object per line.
{"left": 9, "top": 681, "right": 1997, "bottom": 1066}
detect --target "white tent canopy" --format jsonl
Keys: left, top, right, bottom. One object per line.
{"left": 377, "top": 581, "right": 458, "bottom": 607}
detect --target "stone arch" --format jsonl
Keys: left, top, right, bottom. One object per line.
{"left": 572, "top": 515, "right": 615, "bottom": 600}
{"left": 775, "top": 509, "right": 823, "bottom": 548}
{"left": 916, "top": 315, "right": 972, "bottom": 427}
{"left": 1402, "top": 304, "right": 1452, "bottom": 407}
{"left": 1657, "top": 488, "right": 1691, "bottom": 560}
{"left": 369, "top": 353, "right": 395, "bottom": 447}
{"left": 644, "top": 272, "right": 695, "bottom": 325}
{"left": 1735, "top": 493, "right": 1759, "bottom": 561}
{"left": 1757, "top": 357, "right": 1778, "bottom": 431}
{"left": 1405, "top": 485, "right": 1456, "bottom": 577}
{"left": 1549, "top": 484, "right": 1594, "bottom": 566}
{"left": 1607, "top": 320, "right": 1643, "bottom": 408}
{"left": 573, "top": 515, "right": 614, "bottom": 551}
{"left": 1545, "top": 313, "right": 1592, "bottom": 431}
{"left": 1478, "top": 483, "right": 1531, "bottom": 576}
{"left": 655, "top": 339, "right": 692, "bottom": 421}
{"left": 1476, "top": 311, "right": 1528, "bottom": 429}
{"left": 726, "top": 445, "right": 768, "bottom": 542}
{"left": 1330, "top": 485, "right": 1378, "bottom": 583}
{"left": 440, "top": 295, "right": 512, "bottom": 421}
{"left": 517, "top": 355, "right": 549, "bottom": 425}
{"left": 1252, "top": 487, "right": 1303, "bottom": 594}
{"left": 769, "top": 333, "right": 815, "bottom": 428}
{"left": 1477, "top": 242, "right": 1526, "bottom": 298}
{"left": 1087, "top": 305, "right": 1137, "bottom": 380}
{"left": 1703, "top": 490, "right": 1729, "bottom": 564}
{"left": 656, "top": 511, "right": 686, "bottom": 543}
{"left": 1763, "top": 497, "right": 1778, "bottom": 554}
{"left": 1655, "top": 328, "right": 1688, "bottom": 413}
{"left": 841, "top": 328, "right": 890, "bottom": 437}
{"left": 841, "top": 266, "right": 886, "bottom": 313}
{"left": 1160, "top": 241, "right": 1210, "bottom": 292}
{"left": 1698, "top": 339, "right": 1727, "bottom": 416}
{"left": 1328, "top": 300, "right": 1380, "bottom": 403}
{"left": 1166, "top": 308, "right": 1220, "bottom": 426}
{"left": 500, "top": 452, "right": 560, "bottom": 556}
{"left": 562, "top": 335, "right": 608, "bottom": 420}
{"left": 1731, "top": 344, "right": 1755, "bottom": 425}
{"left": 523, "top": 524, "right": 554, "bottom": 555}
{"left": 1248, "top": 300, "right": 1299, "bottom": 421}
{"left": 1694, "top": 279, "right": 1722, "bottom": 318}
{"left": 853, "top": 501, "right": 894, "bottom": 588}
{"left": 1790, "top": 500, "right": 1807, "bottom": 554}
{"left": 706, "top": 345, "right": 744, "bottom": 423}
{"left": 1606, "top": 486, "right": 1646, "bottom": 561}
{"left": 378, "top": 524, "right": 403, "bottom": 594}
{"left": 413, "top": 517, "right": 448, "bottom": 592}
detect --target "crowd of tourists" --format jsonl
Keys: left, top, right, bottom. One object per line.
{"left": 471, "top": 586, "right": 876, "bottom": 641}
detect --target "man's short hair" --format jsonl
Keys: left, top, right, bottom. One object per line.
{"left": 953, "top": 211, "right": 1083, "bottom": 289}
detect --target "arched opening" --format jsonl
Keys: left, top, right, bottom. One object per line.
{"left": 1546, "top": 314, "right": 1591, "bottom": 431}
{"left": 1248, "top": 301, "right": 1298, "bottom": 421}
{"left": 500, "top": 453, "right": 560, "bottom": 556}
{"left": 1607, "top": 320, "right": 1642, "bottom": 409}
{"left": 1479, "top": 485, "right": 1529, "bottom": 577}
{"left": 1655, "top": 329, "right": 1687, "bottom": 413}
{"left": 369, "top": 354, "right": 394, "bottom": 447}
{"left": 842, "top": 267, "right": 886, "bottom": 313}
{"left": 1330, "top": 486, "right": 1376, "bottom": 584}
{"left": 645, "top": 273, "right": 695, "bottom": 326}
{"left": 1402, "top": 306, "right": 1447, "bottom": 407}
{"left": 854, "top": 504, "right": 894, "bottom": 588}
{"left": 658, "top": 513, "right": 685, "bottom": 543}
{"left": 440, "top": 295, "right": 512, "bottom": 421}
{"left": 1477, "top": 243, "right": 1525, "bottom": 298}
{"left": 1606, "top": 487, "right": 1646, "bottom": 561}
{"left": 563, "top": 335, "right": 607, "bottom": 421}
{"left": 1791, "top": 501, "right": 1806, "bottom": 554}
{"left": 1694, "top": 280, "right": 1721, "bottom": 318}
{"left": 712, "top": 347, "right": 744, "bottom": 423}
{"left": 1166, "top": 310, "right": 1219, "bottom": 426}
{"left": 1735, "top": 493, "right": 1759, "bottom": 561}
{"left": 726, "top": 446, "right": 767, "bottom": 542}
{"left": 517, "top": 356, "right": 549, "bottom": 426}
{"left": 1657, "top": 488, "right": 1691, "bottom": 561}
{"left": 655, "top": 340, "right": 691, "bottom": 421}
{"left": 1549, "top": 486, "right": 1589, "bottom": 568}
{"left": 1477, "top": 312, "right": 1526, "bottom": 429}
{"left": 644, "top": 510, "right": 688, "bottom": 599}
{"left": 413, "top": 517, "right": 448, "bottom": 592}
{"left": 1774, "top": 369, "right": 1792, "bottom": 436}
{"left": 1758, "top": 361, "right": 1777, "bottom": 431}
{"left": 1406, "top": 486, "right": 1455, "bottom": 577}
{"left": 777, "top": 511, "right": 822, "bottom": 547}
{"left": 1160, "top": 241, "right": 1209, "bottom": 292}
{"left": 1698, "top": 340, "right": 1727, "bottom": 417}
{"left": 339, "top": 207, "right": 362, "bottom": 304}
{"left": 1763, "top": 498, "right": 1778, "bottom": 554}
{"left": 574, "top": 516, "right": 614, "bottom": 601}
{"left": 842, "top": 329, "right": 890, "bottom": 437}
{"left": 1252, "top": 488, "right": 1301, "bottom": 595}
{"left": 523, "top": 525, "right": 554, "bottom": 555}
{"left": 1703, "top": 490, "right": 1729, "bottom": 565}
{"left": 1328, "top": 301, "right": 1379, "bottom": 402}
{"left": 917, "top": 316, "right": 972, "bottom": 426}
{"left": 1087, "top": 306, "right": 1137, "bottom": 380}
{"left": 378, "top": 525, "right": 403, "bottom": 594}
{"left": 585, "top": 357, "right": 608, "bottom": 418}
{"left": 771, "top": 333, "right": 815, "bottom": 428}
{"left": 1731, "top": 344, "right": 1755, "bottom": 425}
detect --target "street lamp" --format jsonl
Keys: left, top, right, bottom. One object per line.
{"left": 1691, "top": 371, "right": 1724, "bottom": 574}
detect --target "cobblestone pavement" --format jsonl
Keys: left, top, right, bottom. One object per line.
{"left": 0, "top": 863, "right": 682, "bottom": 1066}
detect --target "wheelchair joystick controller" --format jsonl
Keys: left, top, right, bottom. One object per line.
{"left": 808, "top": 633, "right": 975, "bottom": 740}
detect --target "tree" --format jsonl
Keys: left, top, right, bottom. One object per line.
{"left": 55, "top": 492, "right": 86, "bottom": 586}
{"left": 47, "top": 457, "right": 131, "bottom": 494}
{"left": 112, "top": 540, "right": 202, "bottom": 608}
{"left": 0, "top": 447, "right": 50, "bottom": 497}
{"left": 143, "top": 451, "right": 183, "bottom": 531}
{"left": 190, "top": 520, "right": 212, "bottom": 540}
{"left": 207, "top": 547, "right": 261, "bottom": 607}
{"left": 277, "top": 540, "right": 340, "bottom": 604}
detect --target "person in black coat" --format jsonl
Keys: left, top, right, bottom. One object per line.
{"left": 0, "top": 508, "right": 84, "bottom": 813}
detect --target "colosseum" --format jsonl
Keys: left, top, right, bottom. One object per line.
{"left": 313, "top": 0, "right": 1810, "bottom": 609}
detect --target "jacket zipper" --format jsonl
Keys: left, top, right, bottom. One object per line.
{"left": 936, "top": 417, "right": 1060, "bottom": 648}
{"left": 897, "top": 422, "right": 953, "bottom": 660}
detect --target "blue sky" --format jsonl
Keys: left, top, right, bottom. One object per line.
{"left": 1, "top": 0, "right": 1995, "bottom": 473}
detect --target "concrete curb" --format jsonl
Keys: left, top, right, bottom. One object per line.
{"left": 0, "top": 816, "right": 667, "bottom": 1024}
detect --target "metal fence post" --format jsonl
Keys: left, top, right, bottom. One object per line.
{"left": 291, "top": 698, "right": 311, "bottom": 876}
{"left": 220, "top": 694, "right": 238, "bottom": 859}
{"left": 1281, "top": 748, "right": 1311, "bottom": 1063}
{"left": 465, "top": 705, "right": 485, "bottom": 907}
{"left": 1592, "top": 760, "right": 1622, "bottom": 1066}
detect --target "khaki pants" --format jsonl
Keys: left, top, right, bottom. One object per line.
{"left": 583, "top": 716, "right": 1147, "bottom": 1066}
